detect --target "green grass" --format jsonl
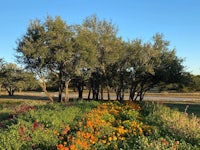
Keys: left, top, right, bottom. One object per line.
{"left": 165, "top": 103, "right": 200, "bottom": 117}
{"left": 0, "top": 100, "right": 101, "bottom": 150}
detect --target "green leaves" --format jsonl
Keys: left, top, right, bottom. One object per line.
{"left": 15, "top": 15, "right": 188, "bottom": 101}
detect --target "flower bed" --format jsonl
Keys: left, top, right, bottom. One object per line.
{"left": 56, "top": 101, "right": 200, "bottom": 150}
{"left": 0, "top": 100, "right": 199, "bottom": 149}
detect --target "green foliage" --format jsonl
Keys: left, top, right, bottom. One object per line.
{"left": 0, "top": 100, "right": 200, "bottom": 149}
{"left": 0, "top": 63, "right": 38, "bottom": 95}
{"left": 55, "top": 101, "right": 200, "bottom": 149}
{"left": 191, "top": 75, "right": 200, "bottom": 91}
{"left": 15, "top": 15, "right": 189, "bottom": 101}
{"left": 142, "top": 102, "right": 200, "bottom": 148}
{"left": 0, "top": 100, "right": 100, "bottom": 149}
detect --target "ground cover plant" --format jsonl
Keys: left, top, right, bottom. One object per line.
{"left": 0, "top": 100, "right": 100, "bottom": 150}
{"left": 0, "top": 100, "right": 199, "bottom": 149}
{"left": 56, "top": 101, "right": 200, "bottom": 150}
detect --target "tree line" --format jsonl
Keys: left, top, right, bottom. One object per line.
{"left": 1, "top": 15, "right": 198, "bottom": 102}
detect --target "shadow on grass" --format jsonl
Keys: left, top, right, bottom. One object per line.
{"left": 165, "top": 103, "right": 200, "bottom": 117}
{"left": 0, "top": 93, "right": 61, "bottom": 102}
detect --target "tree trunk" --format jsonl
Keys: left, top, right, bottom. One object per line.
{"left": 117, "top": 73, "right": 124, "bottom": 102}
{"left": 78, "top": 87, "right": 83, "bottom": 99}
{"left": 95, "top": 88, "right": 99, "bottom": 100}
{"left": 58, "top": 69, "right": 64, "bottom": 102}
{"left": 129, "top": 81, "right": 140, "bottom": 101}
{"left": 38, "top": 81, "right": 53, "bottom": 103}
{"left": 77, "top": 81, "right": 83, "bottom": 100}
{"left": 115, "top": 87, "right": 120, "bottom": 100}
{"left": 139, "top": 83, "right": 145, "bottom": 101}
{"left": 64, "top": 80, "right": 71, "bottom": 103}
{"left": 8, "top": 91, "right": 13, "bottom": 96}
{"left": 43, "top": 88, "right": 53, "bottom": 102}
{"left": 139, "top": 92, "right": 145, "bottom": 101}
{"left": 88, "top": 87, "right": 91, "bottom": 100}
{"left": 92, "top": 89, "right": 95, "bottom": 99}
{"left": 58, "top": 81, "right": 63, "bottom": 102}
{"left": 107, "top": 86, "right": 110, "bottom": 101}
{"left": 100, "top": 85, "right": 103, "bottom": 100}
{"left": 7, "top": 87, "right": 15, "bottom": 96}
{"left": 19, "top": 88, "right": 22, "bottom": 93}
{"left": 120, "top": 87, "right": 125, "bottom": 102}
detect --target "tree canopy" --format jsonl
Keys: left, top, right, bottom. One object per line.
{"left": 0, "top": 62, "right": 37, "bottom": 96}
{"left": 15, "top": 15, "right": 190, "bottom": 102}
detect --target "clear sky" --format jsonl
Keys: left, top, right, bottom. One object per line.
{"left": 0, "top": 0, "right": 200, "bottom": 75}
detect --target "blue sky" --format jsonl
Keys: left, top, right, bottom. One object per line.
{"left": 0, "top": 0, "right": 200, "bottom": 75}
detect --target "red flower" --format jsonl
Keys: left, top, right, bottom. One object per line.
{"left": 33, "top": 121, "right": 39, "bottom": 130}
{"left": 19, "top": 125, "right": 24, "bottom": 137}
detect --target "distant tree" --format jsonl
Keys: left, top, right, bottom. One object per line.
{"left": 192, "top": 75, "right": 200, "bottom": 91}
{"left": 0, "top": 58, "right": 5, "bottom": 71}
{"left": 0, "top": 58, "right": 6, "bottom": 95}
{"left": 0, "top": 63, "right": 36, "bottom": 96}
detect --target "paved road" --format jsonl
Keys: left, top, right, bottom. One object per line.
{"left": 2, "top": 92, "right": 198, "bottom": 102}
{"left": 69, "top": 92, "right": 200, "bottom": 102}
{"left": 144, "top": 96, "right": 200, "bottom": 101}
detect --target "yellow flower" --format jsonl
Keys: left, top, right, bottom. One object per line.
{"left": 113, "top": 136, "right": 117, "bottom": 141}
{"left": 108, "top": 137, "right": 112, "bottom": 141}
{"left": 119, "top": 137, "right": 125, "bottom": 141}
{"left": 107, "top": 142, "right": 111, "bottom": 146}
{"left": 101, "top": 140, "right": 107, "bottom": 144}
{"left": 114, "top": 144, "right": 118, "bottom": 149}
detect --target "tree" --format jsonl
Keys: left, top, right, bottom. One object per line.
{"left": 44, "top": 16, "right": 76, "bottom": 102}
{"left": 0, "top": 63, "right": 36, "bottom": 96}
{"left": 82, "top": 15, "right": 123, "bottom": 100}
{"left": 17, "top": 16, "right": 73, "bottom": 102}
{"left": 16, "top": 19, "right": 54, "bottom": 102}
{"left": 191, "top": 75, "right": 200, "bottom": 91}
{"left": 71, "top": 24, "right": 98, "bottom": 100}
{"left": 180, "top": 74, "right": 200, "bottom": 92}
{"left": 16, "top": 16, "right": 81, "bottom": 102}
{"left": 113, "top": 33, "right": 188, "bottom": 101}
{"left": 16, "top": 15, "right": 190, "bottom": 102}
{"left": 0, "top": 58, "right": 6, "bottom": 95}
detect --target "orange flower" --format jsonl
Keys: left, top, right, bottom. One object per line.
{"left": 86, "top": 120, "right": 93, "bottom": 128}
{"left": 57, "top": 144, "right": 64, "bottom": 149}
{"left": 54, "top": 130, "right": 58, "bottom": 135}
{"left": 81, "top": 141, "right": 88, "bottom": 149}
{"left": 69, "top": 144, "right": 77, "bottom": 150}
{"left": 161, "top": 139, "right": 168, "bottom": 145}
